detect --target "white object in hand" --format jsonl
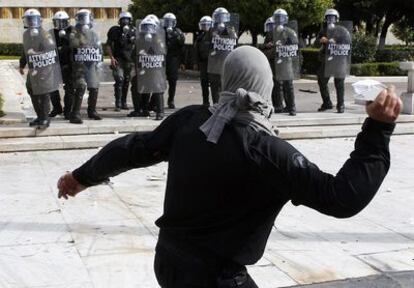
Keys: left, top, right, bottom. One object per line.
{"left": 352, "top": 79, "right": 387, "bottom": 104}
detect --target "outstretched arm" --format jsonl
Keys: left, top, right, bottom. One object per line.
{"left": 57, "top": 108, "right": 194, "bottom": 199}
{"left": 258, "top": 88, "right": 402, "bottom": 218}
{"left": 291, "top": 88, "right": 401, "bottom": 217}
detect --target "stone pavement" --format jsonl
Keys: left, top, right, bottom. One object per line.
{"left": 0, "top": 135, "right": 413, "bottom": 287}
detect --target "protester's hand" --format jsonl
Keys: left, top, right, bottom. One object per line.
{"left": 320, "top": 36, "right": 328, "bottom": 44}
{"left": 57, "top": 172, "right": 86, "bottom": 200}
{"left": 180, "top": 64, "right": 186, "bottom": 71}
{"left": 265, "top": 42, "right": 274, "bottom": 49}
{"left": 366, "top": 85, "right": 402, "bottom": 124}
{"left": 110, "top": 57, "right": 118, "bottom": 68}
{"left": 19, "top": 68, "right": 24, "bottom": 75}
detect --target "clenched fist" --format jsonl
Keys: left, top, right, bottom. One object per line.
{"left": 57, "top": 172, "right": 86, "bottom": 200}
{"left": 366, "top": 86, "right": 403, "bottom": 124}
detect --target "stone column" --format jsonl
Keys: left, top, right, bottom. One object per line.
{"left": 400, "top": 62, "right": 414, "bottom": 114}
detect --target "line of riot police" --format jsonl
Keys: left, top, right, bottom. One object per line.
{"left": 18, "top": 7, "right": 351, "bottom": 128}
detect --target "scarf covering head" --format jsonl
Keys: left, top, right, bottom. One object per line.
{"left": 200, "top": 46, "right": 276, "bottom": 144}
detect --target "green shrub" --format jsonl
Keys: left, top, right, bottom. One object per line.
{"left": 0, "top": 43, "right": 23, "bottom": 56}
{"left": 375, "top": 49, "right": 414, "bottom": 62}
{"left": 351, "top": 62, "right": 405, "bottom": 76}
{"left": 301, "top": 48, "right": 320, "bottom": 75}
{"left": 352, "top": 32, "right": 377, "bottom": 63}
{"left": 0, "top": 92, "right": 5, "bottom": 118}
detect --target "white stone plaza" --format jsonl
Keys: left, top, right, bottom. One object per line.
{"left": 0, "top": 134, "right": 413, "bottom": 287}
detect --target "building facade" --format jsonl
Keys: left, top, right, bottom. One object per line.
{"left": 0, "top": 0, "right": 132, "bottom": 43}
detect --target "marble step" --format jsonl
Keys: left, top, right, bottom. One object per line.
{"left": 2, "top": 114, "right": 414, "bottom": 139}
{"left": 1, "top": 122, "right": 414, "bottom": 153}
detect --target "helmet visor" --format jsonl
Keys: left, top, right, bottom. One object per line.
{"left": 53, "top": 19, "right": 69, "bottom": 30}
{"left": 120, "top": 17, "right": 131, "bottom": 26}
{"left": 140, "top": 23, "right": 157, "bottom": 34}
{"left": 273, "top": 14, "right": 288, "bottom": 26}
{"left": 326, "top": 15, "right": 338, "bottom": 24}
{"left": 25, "top": 15, "right": 41, "bottom": 28}
{"left": 199, "top": 22, "right": 212, "bottom": 31}
{"left": 214, "top": 13, "right": 230, "bottom": 24}
{"left": 164, "top": 18, "right": 177, "bottom": 28}
{"left": 76, "top": 13, "right": 91, "bottom": 26}
{"left": 265, "top": 22, "right": 276, "bottom": 33}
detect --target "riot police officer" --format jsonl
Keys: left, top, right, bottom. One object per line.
{"left": 19, "top": 9, "right": 62, "bottom": 129}
{"left": 207, "top": 7, "right": 238, "bottom": 103}
{"left": 49, "top": 11, "right": 74, "bottom": 120}
{"left": 69, "top": 9, "right": 103, "bottom": 124}
{"left": 194, "top": 16, "right": 213, "bottom": 106}
{"left": 317, "top": 9, "right": 349, "bottom": 113}
{"left": 268, "top": 9, "right": 298, "bottom": 116}
{"left": 163, "top": 13, "right": 185, "bottom": 109}
{"left": 107, "top": 11, "right": 136, "bottom": 111}
{"left": 135, "top": 16, "right": 167, "bottom": 120}
{"left": 262, "top": 16, "right": 284, "bottom": 112}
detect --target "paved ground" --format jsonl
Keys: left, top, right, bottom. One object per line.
{"left": 0, "top": 135, "right": 413, "bottom": 287}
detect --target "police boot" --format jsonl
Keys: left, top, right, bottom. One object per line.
{"left": 121, "top": 84, "right": 129, "bottom": 110}
{"left": 87, "top": 89, "right": 102, "bottom": 120}
{"left": 335, "top": 78, "right": 345, "bottom": 113}
{"left": 139, "top": 94, "right": 151, "bottom": 117}
{"left": 49, "top": 91, "right": 63, "bottom": 117}
{"left": 317, "top": 77, "right": 333, "bottom": 112}
{"left": 167, "top": 79, "right": 176, "bottom": 109}
{"left": 37, "top": 94, "right": 51, "bottom": 129}
{"left": 155, "top": 93, "right": 164, "bottom": 121}
{"left": 70, "top": 90, "right": 84, "bottom": 124}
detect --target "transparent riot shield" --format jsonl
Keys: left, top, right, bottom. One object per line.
{"left": 273, "top": 21, "right": 300, "bottom": 81}
{"left": 136, "top": 20, "right": 167, "bottom": 94}
{"left": 70, "top": 28, "right": 103, "bottom": 89}
{"left": 207, "top": 15, "right": 239, "bottom": 75}
{"left": 23, "top": 27, "right": 62, "bottom": 95}
{"left": 325, "top": 21, "right": 352, "bottom": 78}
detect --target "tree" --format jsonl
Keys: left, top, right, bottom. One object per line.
{"left": 129, "top": 0, "right": 333, "bottom": 46}
{"left": 335, "top": 0, "right": 414, "bottom": 49}
{"left": 392, "top": 17, "right": 414, "bottom": 46}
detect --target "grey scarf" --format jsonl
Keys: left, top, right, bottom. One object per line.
{"left": 200, "top": 46, "right": 276, "bottom": 144}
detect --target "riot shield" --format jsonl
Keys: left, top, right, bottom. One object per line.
{"left": 23, "top": 28, "right": 62, "bottom": 95}
{"left": 273, "top": 21, "right": 300, "bottom": 81}
{"left": 136, "top": 20, "right": 167, "bottom": 94}
{"left": 325, "top": 21, "right": 352, "bottom": 78}
{"left": 70, "top": 28, "right": 103, "bottom": 89}
{"left": 207, "top": 15, "right": 239, "bottom": 75}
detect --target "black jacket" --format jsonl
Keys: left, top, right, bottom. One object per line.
{"left": 73, "top": 105, "right": 394, "bottom": 265}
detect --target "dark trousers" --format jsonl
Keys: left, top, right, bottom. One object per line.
{"left": 274, "top": 80, "right": 296, "bottom": 112}
{"left": 140, "top": 92, "right": 164, "bottom": 115}
{"left": 112, "top": 59, "right": 132, "bottom": 107}
{"left": 317, "top": 65, "right": 345, "bottom": 109}
{"left": 199, "top": 61, "right": 211, "bottom": 105}
{"left": 167, "top": 56, "right": 179, "bottom": 104}
{"left": 26, "top": 79, "right": 50, "bottom": 121}
{"left": 209, "top": 73, "right": 221, "bottom": 104}
{"left": 155, "top": 232, "right": 258, "bottom": 288}
{"left": 130, "top": 74, "right": 142, "bottom": 112}
{"left": 168, "top": 79, "right": 177, "bottom": 105}
{"left": 49, "top": 77, "right": 74, "bottom": 117}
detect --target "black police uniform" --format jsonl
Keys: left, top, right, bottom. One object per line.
{"left": 19, "top": 53, "right": 51, "bottom": 127}
{"left": 317, "top": 25, "right": 345, "bottom": 113}
{"left": 194, "top": 31, "right": 213, "bottom": 106}
{"left": 107, "top": 24, "right": 136, "bottom": 110}
{"left": 207, "top": 27, "right": 238, "bottom": 104}
{"left": 49, "top": 26, "right": 74, "bottom": 119}
{"left": 263, "top": 32, "right": 296, "bottom": 115}
{"left": 71, "top": 105, "right": 394, "bottom": 287}
{"left": 165, "top": 27, "right": 185, "bottom": 108}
